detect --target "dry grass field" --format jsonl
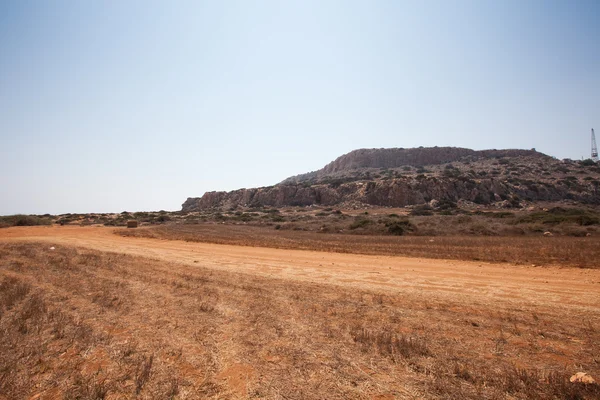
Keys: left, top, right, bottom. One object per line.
{"left": 118, "top": 224, "right": 600, "bottom": 268}
{"left": 1, "top": 226, "right": 599, "bottom": 399}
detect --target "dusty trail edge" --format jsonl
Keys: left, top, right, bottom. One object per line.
{"left": 1, "top": 225, "right": 599, "bottom": 312}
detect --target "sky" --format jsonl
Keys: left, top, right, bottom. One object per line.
{"left": 1, "top": 0, "right": 599, "bottom": 215}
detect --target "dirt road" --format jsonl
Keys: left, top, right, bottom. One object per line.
{"left": 2, "top": 225, "right": 599, "bottom": 312}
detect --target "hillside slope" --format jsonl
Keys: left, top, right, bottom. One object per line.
{"left": 183, "top": 147, "right": 600, "bottom": 211}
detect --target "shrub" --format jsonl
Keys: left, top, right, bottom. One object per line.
{"left": 0, "top": 215, "right": 52, "bottom": 228}
{"left": 156, "top": 215, "right": 170, "bottom": 223}
{"left": 213, "top": 213, "right": 227, "bottom": 221}
{"left": 232, "top": 213, "right": 254, "bottom": 222}
{"left": 410, "top": 205, "right": 433, "bottom": 216}
{"left": 385, "top": 220, "right": 413, "bottom": 235}
{"left": 349, "top": 217, "right": 372, "bottom": 230}
{"left": 437, "top": 200, "right": 457, "bottom": 211}
{"left": 473, "top": 211, "right": 514, "bottom": 219}
{"left": 516, "top": 207, "right": 600, "bottom": 226}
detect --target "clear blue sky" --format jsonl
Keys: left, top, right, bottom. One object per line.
{"left": 1, "top": 0, "right": 598, "bottom": 214}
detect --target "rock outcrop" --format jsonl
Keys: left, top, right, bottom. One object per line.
{"left": 182, "top": 147, "right": 600, "bottom": 211}
{"left": 282, "top": 147, "right": 543, "bottom": 184}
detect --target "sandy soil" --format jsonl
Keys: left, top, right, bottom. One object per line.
{"left": 1, "top": 226, "right": 599, "bottom": 312}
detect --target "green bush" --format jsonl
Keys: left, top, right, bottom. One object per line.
{"left": 473, "top": 211, "right": 515, "bottom": 219}
{"left": 385, "top": 219, "right": 413, "bottom": 235}
{"left": 349, "top": 217, "right": 372, "bottom": 230}
{"left": 410, "top": 205, "right": 433, "bottom": 216}
{"left": 0, "top": 215, "right": 52, "bottom": 228}
{"left": 516, "top": 207, "right": 600, "bottom": 226}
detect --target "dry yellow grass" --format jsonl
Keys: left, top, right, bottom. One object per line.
{"left": 118, "top": 224, "right": 600, "bottom": 268}
{"left": 1, "top": 242, "right": 599, "bottom": 399}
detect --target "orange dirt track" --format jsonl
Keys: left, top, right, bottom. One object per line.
{"left": 1, "top": 225, "right": 599, "bottom": 312}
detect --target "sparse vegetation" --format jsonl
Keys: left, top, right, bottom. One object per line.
{"left": 118, "top": 223, "right": 600, "bottom": 268}
{"left": 515, "top": 207, "right": 600, "bottom": 226}
{"left": 1, "top": 242, "right": 598, "bottom": 399}
{"left": 3, "top": 145, "right": 600, "bottom": 398}
{"left": 0, "top": 214, "right": 52, "bottom": 228}
{"left": 410, "top": 204, "right": 434, "bottom": 216}
{"left": 349, "top": 216, "right": 372, "bottom": 230}
{"left": 384, "top": 219, "right": 413, "bottom": 235}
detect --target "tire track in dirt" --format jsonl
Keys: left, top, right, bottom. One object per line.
{"left": 1, "top": 226, "right": 599, "bottom": 314}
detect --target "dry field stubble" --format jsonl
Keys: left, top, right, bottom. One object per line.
{"left": 118, "top": 224, "right": 600, "bottom": 268}
{"left": 0, "top": 242, "right": 599, "bottom": 399}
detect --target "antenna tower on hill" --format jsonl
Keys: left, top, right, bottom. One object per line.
{"left": 592, "top": 128, "right": 599, "bottom": 162}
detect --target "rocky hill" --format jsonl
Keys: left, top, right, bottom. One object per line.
{"left": 182, "top": 147, "right": 600, "bottom": 211}
{"left": 281, "top": 147, "right": 544, "bottom": 184}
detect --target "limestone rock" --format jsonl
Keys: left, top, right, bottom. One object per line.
{"left": 570, "top": 372, "right": 596, "bottom": 384}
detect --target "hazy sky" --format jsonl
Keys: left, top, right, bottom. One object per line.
{"left": 1, "top": 1, "right": 598, "bottom": 214}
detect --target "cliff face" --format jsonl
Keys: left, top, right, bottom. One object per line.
{"left": 182, "top": 176, "right": 598, "bottom": 212}
{"left": 182, "top": 147, "right": 600, "bottom": 211}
